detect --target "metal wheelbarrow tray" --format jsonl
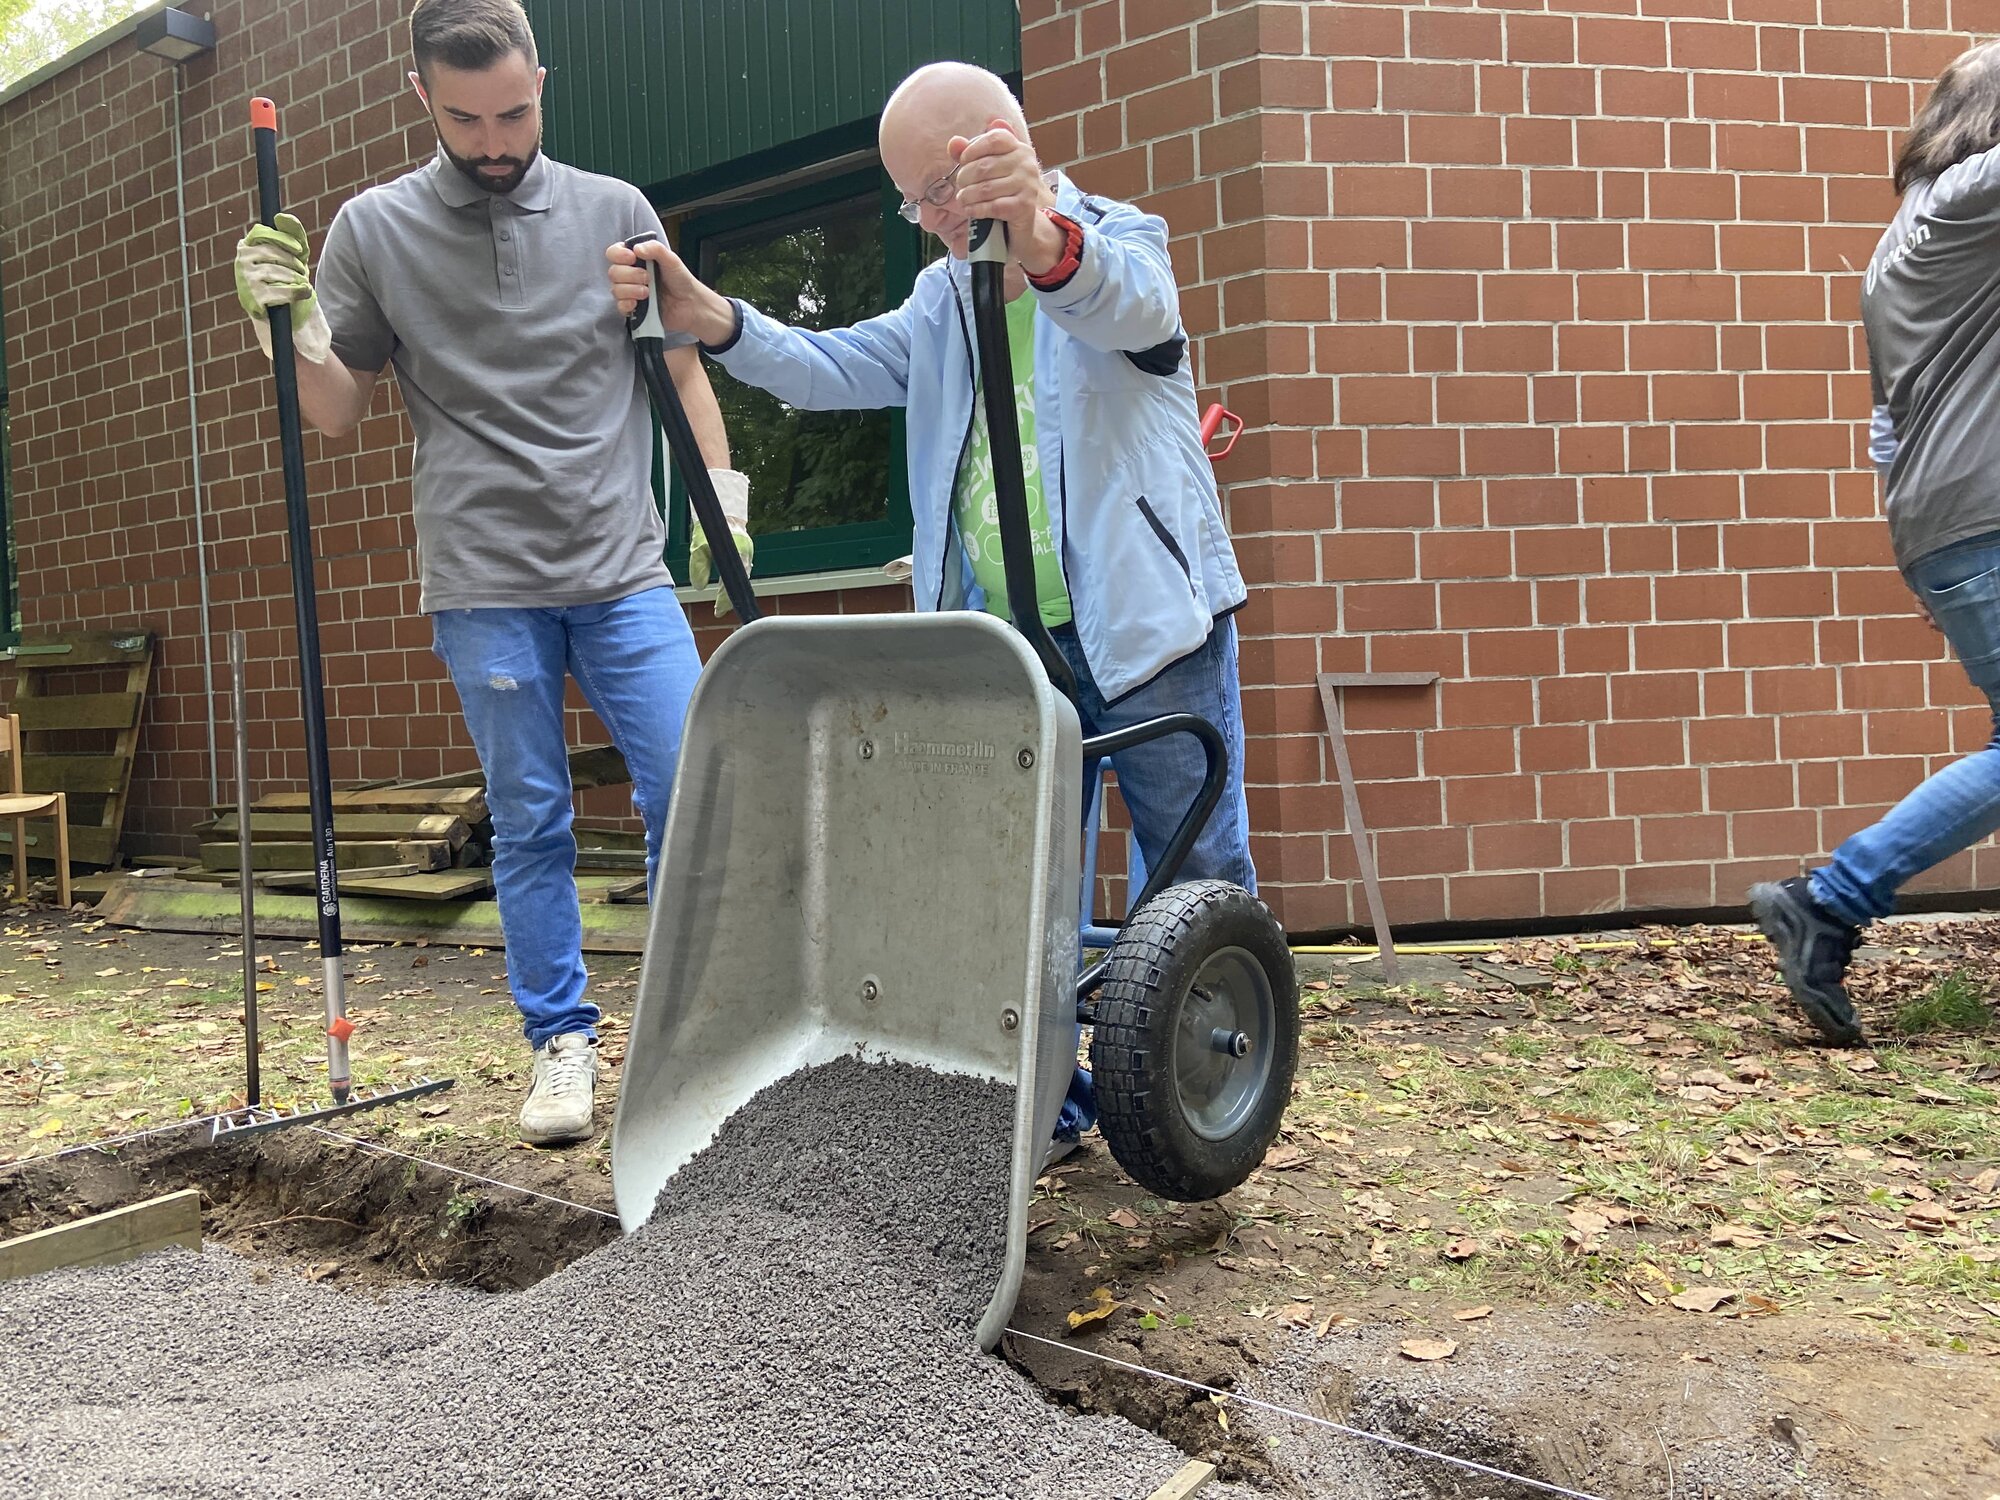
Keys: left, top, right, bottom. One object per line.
{"left": 610, "top": 612, "right": 1081, "bottom": 1351}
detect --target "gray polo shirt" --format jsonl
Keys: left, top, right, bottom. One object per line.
{"left": 1862, "top": 141, "right": 2000, "bottom": 571}
{"left": 317, "top": 151, "right": 691, "bottom": 612}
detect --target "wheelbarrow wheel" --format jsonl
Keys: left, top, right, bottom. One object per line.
{"left": 1090, "top": 880, "right": 1297, "bottom": 1203}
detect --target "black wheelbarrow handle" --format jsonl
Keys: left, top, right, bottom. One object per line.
{"left": 623, "top": 231, "right": 762, "bottom": 625}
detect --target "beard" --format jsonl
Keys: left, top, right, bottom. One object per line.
{"left": 439, "top": 129, "right": 541, "bottom": 196}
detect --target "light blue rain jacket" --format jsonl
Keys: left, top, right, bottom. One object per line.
{"left": 709, "top": 171, "right": 1249, "bottom": 703}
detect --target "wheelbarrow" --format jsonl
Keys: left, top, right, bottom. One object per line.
{"left": 609, "top": 222, "right": 1298, "bottom": 1351}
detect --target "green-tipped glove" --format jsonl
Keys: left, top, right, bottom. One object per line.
{"left": 690, "top": 468, "right": 755, "bottom": 617}
{"left": 234, "top": 212, "right": 332, "bottom": 364}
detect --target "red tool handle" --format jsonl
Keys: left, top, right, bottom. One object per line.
{"left": 1199, "top": 403, "right": 1243, "bottom": 463}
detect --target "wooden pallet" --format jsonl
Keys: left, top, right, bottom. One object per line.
{"left": 2, "top": 629, "right": 154, "bottom": 867}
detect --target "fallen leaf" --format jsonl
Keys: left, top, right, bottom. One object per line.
{"left": 93, "top": 967, "right": 121, "bottom": 977}
{"left": 1278, "top": 1302, "right": 1315, "bottom": 1326}
{"left": 1567, "top": 1207, "right": 1611, "bottom": 1237}
{"left": 1670, "top": 1286, "right": 1739, "bottom": 1313}
{"left": 28, "top": 1117, "right": 61, "bottom": 1138}
{"left": 1904, "top": 1203, "right": 1957, "bottom": 1234}
{"left": 1710, "top": 1223, "right": 1769, "bottom": 1248}
{"left": 1443, "top": 1237, "right": 1481, "bottom": 1261}
{"left": 1399, "top": 1336, "right": 1458, "bottom": 1361}
{"left": 1106, "top": 1207, "right": 1141, "bottom": 1229}
{"left": 417, "top": 1102, "right": 451, "bottom": 1118}
{"left": 1263, "top": 1143, "right": 1307, "bottom": 1170}
{"left": 1452, "top": 1305, "right": 1493, "bottom": 1322}
{"left": 1065, "top": 1286, "right": 1119, "bottom": 1332}
{"left": 1970, "top": 1168, "right": 1999, "bottom": 1195}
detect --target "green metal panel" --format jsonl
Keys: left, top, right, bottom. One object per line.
{"left": 524, "top": 0, "right": 1021, "bottom": 195}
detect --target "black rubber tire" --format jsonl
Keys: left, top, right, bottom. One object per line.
{"left": 1090, "top": 880, "right": 1298, "bottom": 1202}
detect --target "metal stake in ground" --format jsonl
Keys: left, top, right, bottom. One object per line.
{"left": 230, "top": 629, "right": 259, "bottom": 1108}
{"left": 251, "top": 96, "right": 349, "bottom": 1103}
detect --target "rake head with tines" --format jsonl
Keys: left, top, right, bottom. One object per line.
{"left": 209, "top": 1077, "right": 455, "bottom": 1143}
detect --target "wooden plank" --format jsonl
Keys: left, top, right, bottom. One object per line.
{"left": 235, "top": 787, "right": 490, "bottom": 821}
{"left": 20, "top": 754, "right": 127, "bottom": 794}
{"left": 13, "top": 691, "right": 142, "bottom": 731}
{"left": 393, "top": 743, "right": 629, "bottom": 791}
{"left": 201, "top": 812, "right": 471, "bottom": 849}
{"left": 257, "top": 865, "right": 421, "bottom": 891}
{"left": 576, "top": 873, "right": 648, "bottom": 904}
{"left": 301, "top": 869, "right": 494, "bottom": 900}
{"left": 1144, "top": 1461, "right": 1216, "bottom": 1500}
{"left": 0, "top": 823, "right": 116, "bottom": 866}
{"left": 199, "top": 840, "right": 452, "bottom": 873}
{"left": 10, "top": 630, "right": 154, "bottom": 667}
{"left": 96, "top": 879, "right": 650, "bottom": 953}
{"left": 0, "top": 1190, "right": 202, "bottom": 1281}
{"left": 571, "top": 822, "right": 647, "bottom": 851}
{"left": 575, "top": 847, "right": 646, "bottom": 872}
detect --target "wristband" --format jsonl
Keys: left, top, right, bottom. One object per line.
{"left": 1026, "top": 209, "right": 1085, "bottom": 292}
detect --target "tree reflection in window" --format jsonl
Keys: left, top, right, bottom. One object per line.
{"left": 700, "top": 192, "right": 891, "bottom": 538}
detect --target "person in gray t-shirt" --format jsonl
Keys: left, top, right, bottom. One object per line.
{"left": 1751, "top": 40, "right": 2000, "bottom": 1047}
{"left": 230, "top": 0, "right": 742, "bottom": 1145}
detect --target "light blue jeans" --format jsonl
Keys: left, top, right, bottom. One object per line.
{"left": 1054, "top": 616, "right": 1258, "bottom": 1136}
{"left": 431, "top": 587, "right": 702, "bottom": 1047}
{"left": 1812, "top": 531, "right": 2000, "bottom": 926}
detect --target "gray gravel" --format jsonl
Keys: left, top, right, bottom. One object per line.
{"left": 1, "top": 1058, "right": 1210, "bottom": 1499}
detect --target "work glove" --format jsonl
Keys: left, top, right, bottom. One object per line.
{"left": 689, "top": 468, "right": 754, "bottom": 617}
{"left": 234, "top": 212, "right": 332, "bottom": 365}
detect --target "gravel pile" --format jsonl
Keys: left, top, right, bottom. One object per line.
{"left": 1, "top": 1058, "right": 1214, "bottom": 1499}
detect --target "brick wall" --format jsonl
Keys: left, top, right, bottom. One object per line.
{"left": 4, "top": 0, "right": 1990, "bottom": 932}
{"left": 1023, "top": 0, "right": 1988, "bottom": 932}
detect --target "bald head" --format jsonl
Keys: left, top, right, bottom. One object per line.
{"left": 880, "top": 62, "right": 1040, "bottom": 261}
{"left": 881, "top": 62, "right": 1029, "bottom": 155}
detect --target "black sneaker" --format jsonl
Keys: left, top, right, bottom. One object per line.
{"left": 1747, "top": 878, "right": 1865, "bottom": 1046}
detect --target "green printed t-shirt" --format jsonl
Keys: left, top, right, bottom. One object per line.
{"left": 954, "top": 292, "right": 1072, "bottom": 628}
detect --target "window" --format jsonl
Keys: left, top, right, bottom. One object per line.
{"left": 661, "top": 166, "right": 936, "bottom": 581}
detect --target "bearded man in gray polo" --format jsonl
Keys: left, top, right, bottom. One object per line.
{"left": 232, "top": 0, "right": 745, "bottom": 1144}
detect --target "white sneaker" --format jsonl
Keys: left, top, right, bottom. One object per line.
{"left": 519, "top": 1032, "right": 597, "bottom": 1145}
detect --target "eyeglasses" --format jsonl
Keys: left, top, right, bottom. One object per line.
{"left": 896, "top": 163, "right": 960, "bottom": 224}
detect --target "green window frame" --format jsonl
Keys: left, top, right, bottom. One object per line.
{"left": 656, "top": 164, "right": 930, "bottom": 582}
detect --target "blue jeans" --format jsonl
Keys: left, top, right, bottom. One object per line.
{"left": 1054, "top": 615, "right": 1258, "bottom": 1137}
{"left": 1812, "top": 532, "right": 2000, "bottom": 926}
{"left": 1059, "top": 615, "right": 1257, "bottom": 894}
{"left": 431, "top": 587, "right": 702, "bottom": 1048}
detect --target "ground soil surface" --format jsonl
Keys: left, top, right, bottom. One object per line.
{"left": 4, "top": 902, "right": 1998, "bottom": 1497}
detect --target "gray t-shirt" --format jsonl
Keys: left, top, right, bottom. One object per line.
{"left": 317, "top": 150, "right": 690, "bottom": 612}
{"left": 1861, "top": 142, "right": 2000, "bottom": 571}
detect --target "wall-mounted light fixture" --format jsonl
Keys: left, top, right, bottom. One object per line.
{"left": 135, "top": 7, "right": 217, "bottom": 64}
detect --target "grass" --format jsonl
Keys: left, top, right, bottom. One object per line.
{"left": 1894, "top": 971, "right": 1995, "bottom": 1037}
{"left": 0, "top": 916, "right": 631, "bottom": 1163}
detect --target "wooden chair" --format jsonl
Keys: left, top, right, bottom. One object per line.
{"left": 0, "top": 714, "right": 71, "bottom": 907}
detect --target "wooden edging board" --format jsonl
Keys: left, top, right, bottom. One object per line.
{"left": 95, "top": 878, "right": 650, "bottom": 954}
{"left": 1145, "top": 1460, "right": 1216, "bottom": 1500}
{"left": 0, "top": 1190, "right": 202, "bottom": 1281}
